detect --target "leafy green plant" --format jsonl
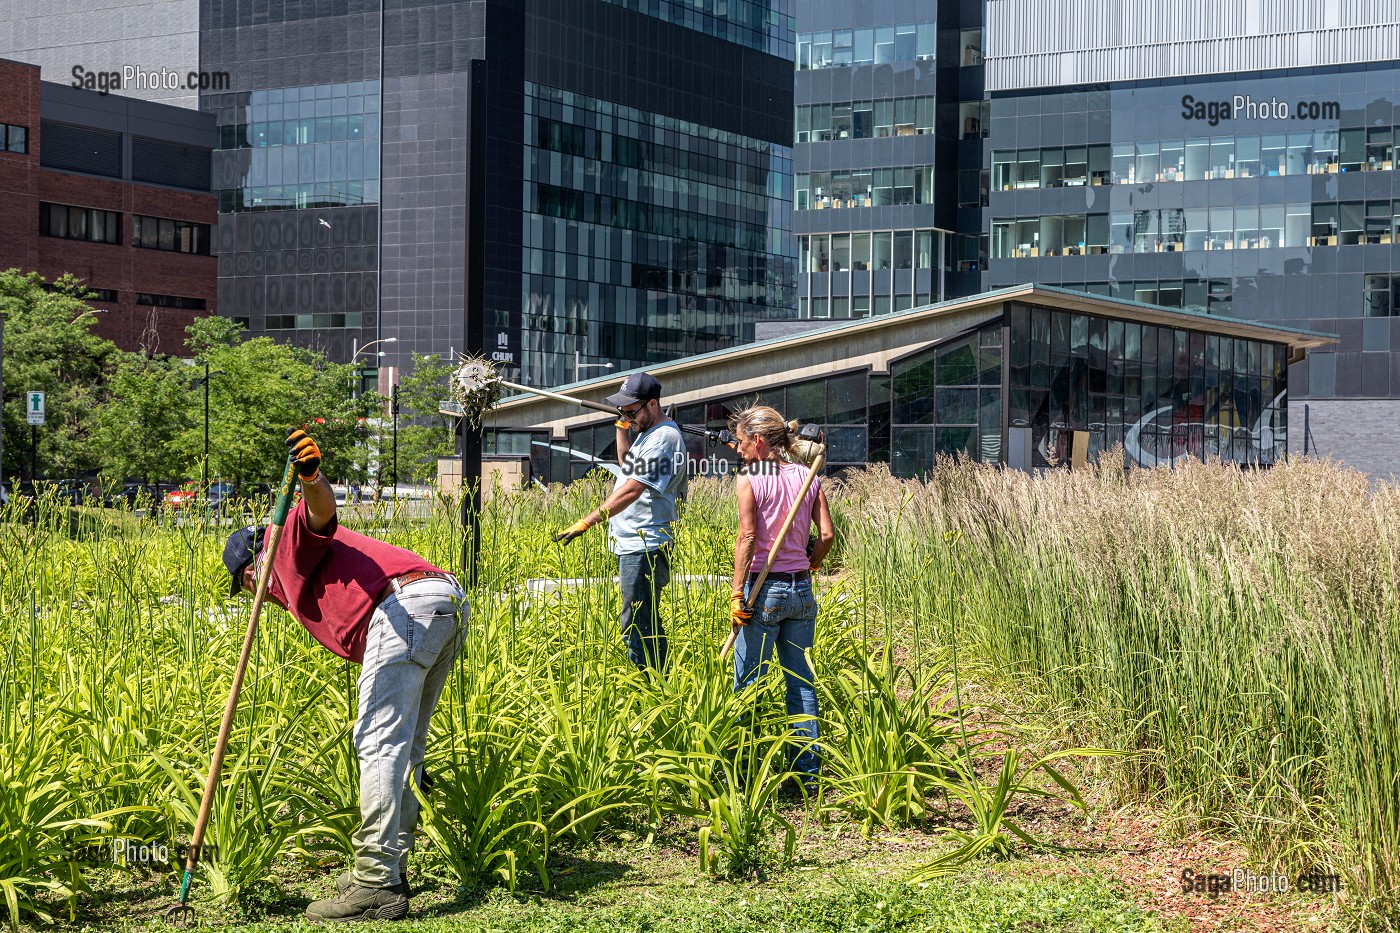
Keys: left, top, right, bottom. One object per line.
{"left": 698, "top": 732, "right": 798, "bottom": 880}
{"left": 415, "top": 733, "right": 549, "bottom": 893}
{"left": 820, "top": 636, "right": 958, "bottom": 832}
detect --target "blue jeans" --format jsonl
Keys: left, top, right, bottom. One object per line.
{"left": 733, "top": 576, "right": 820, "bottom": 778}
{"left": 618, "top": 548, "right": 669, "bottom": 671}
{"left": 352, "top": 578, "right": 468, "bottom": 887}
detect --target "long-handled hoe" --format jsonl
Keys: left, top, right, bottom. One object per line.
{"left": 165, "top": 457, "right": 299, "bottom": 927}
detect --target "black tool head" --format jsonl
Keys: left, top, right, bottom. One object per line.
{"left": 164, "top": 902, "right": 196, "bottom": 927}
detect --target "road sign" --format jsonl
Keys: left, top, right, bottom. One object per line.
{"left": 26, "top": 390, "right": 44, "bottom": 425}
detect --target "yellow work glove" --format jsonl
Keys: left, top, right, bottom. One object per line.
{"left": 730, "top": 592, "right": 753, "bottom": 627}
{"left": 615, "top": 417, "right": 632, "bottom": 431}
{"left": 553, "top": 517, "right": 593, "bottom": 545}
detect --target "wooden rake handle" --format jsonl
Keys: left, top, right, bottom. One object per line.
{"left": 173, "top": 456, "right": 299, "bottom": 910}
{"left": 720, "top": 450, "right": 826, "bottom": 661}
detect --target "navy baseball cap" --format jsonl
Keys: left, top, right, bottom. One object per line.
{"left": 605, "top": 372, "right": 662, "bottom": 408}
{"left": 223, "top": 525, "right": 266, "bottom": 597}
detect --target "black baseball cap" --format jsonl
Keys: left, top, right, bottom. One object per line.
{"left": 605, "top": 372, "right": 662, "bottom": 408}
{"left": 223, "top": 525, "right": 266, "bottom": 597}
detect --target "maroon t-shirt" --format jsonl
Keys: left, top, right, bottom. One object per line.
{"left": 263, "top": 500, "right": 441, "bottom": 663}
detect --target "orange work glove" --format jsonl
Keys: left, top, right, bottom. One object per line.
{"left": 730, "top": 592, "right": 753, "bottom": 627}
{"left": 553, "top": 517, "right": 593, "bottom": 544}
{"left": 285, "top": 428, "right": 322, "bottom": 481}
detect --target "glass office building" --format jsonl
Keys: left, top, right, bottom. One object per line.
{"left": 791, "top": 0, "right": 967, "bottom": 321}
{"left": 200, "top": 0, "right": 796, "bottom": 383}
{"left": 983, "top": 60, "right": 1400, "bottom": 473}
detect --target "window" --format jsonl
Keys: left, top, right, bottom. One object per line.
{"left": 797, "top": 23, "right": 935, "bottom": 70}
{"left": 1, "top": 123, "right": 28, "bottom": 154}
{"left": 39, "top": 202, "right": 120, "bottom": 244}
{"left": 135, "top": 293, "right": 207, "bottom": 310}
{"left": 795, "top": 165, "right": 932, "bottom": 211}
{"left": 960, "top": 101, "right": 989, "bottom": 140}
{"left": 1363, "top": 275, "right": 1397, "bottom": 317}
{"left": 959, "top": 168, "right": 989, "bottom": 207}
{"left": 797, "top": 97, "right": 936, "bottom": 143}
{"left": 133, "top": 215, "right": 211, "bottom": 254}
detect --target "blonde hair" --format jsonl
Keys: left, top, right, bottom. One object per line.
{"left": 729, "top": 404, "right": 791, "bottom": 455}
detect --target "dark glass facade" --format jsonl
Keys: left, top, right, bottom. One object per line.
{"left": 200, "top": 0, "right": 795, "bottom": 378}
{"left": 601, "top": 0, "right": 794, "bottom": 56}
{"left": 986, "top": 63, "right": 1400, "bottom": 402}
{"left": 1005, "top": 304, "right": 1287, "bottom": 469}
{"left": 522, "top": 81, "right": 793, "bottom": 384}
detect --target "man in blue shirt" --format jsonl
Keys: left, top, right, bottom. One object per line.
{"left": 555, "top": 372, "right": 686, "bottom": 671}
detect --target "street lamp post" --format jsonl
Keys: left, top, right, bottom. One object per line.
{"left": 574, "top": 350, "right": 614, "bottom": 381}
{"left": 195, "top": 363, "right": 225, "bottom": 490}
{"left": 69, "top": 308, "right": 109, "bottom": 325}
{"left": 351, "top": 337, "right": 398, "bottom": 398}
{"left": 391, "top": 383, "right": 399, "bottom": 499}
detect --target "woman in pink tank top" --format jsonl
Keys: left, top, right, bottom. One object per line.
{"left": 728, "top": 405, "right": 836, "bottom": 788}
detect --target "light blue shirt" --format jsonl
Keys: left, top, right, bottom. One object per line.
{"left": 608, "top": 420, "right": 687, "bottom": 555}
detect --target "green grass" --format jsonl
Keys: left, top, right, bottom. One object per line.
{"left": 87, "top": 840, "right": 1169, "bottom": 933}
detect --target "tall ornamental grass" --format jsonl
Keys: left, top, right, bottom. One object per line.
{"left": 837, "top": 457, "right": 1399, "bottom": 914}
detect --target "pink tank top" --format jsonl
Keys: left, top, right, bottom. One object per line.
{"left": 747, "top": 461, "right": 819, "bottom": 573}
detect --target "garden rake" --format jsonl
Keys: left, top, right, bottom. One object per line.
{"left": 450, "top": 355, "right": 622, "bottom": 427}
{"left": 720, "top": 425, "right": 826, "bottom": 660}
{"left": 165, "top": 456, "right": 300, "bottom": 927}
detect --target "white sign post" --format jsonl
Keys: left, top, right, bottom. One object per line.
{"left": 26, "top": 390, "right": 45, "bottom": 426}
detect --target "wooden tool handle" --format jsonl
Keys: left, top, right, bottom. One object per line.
{"left": 181, "top": 457, "right": 298, "bottom": 877}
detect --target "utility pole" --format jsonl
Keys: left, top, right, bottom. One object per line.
{"left": 203, "top": 362, "right": 211, "bottom": 490}
{"left": 0, "top": 312, "right": 5, "bottom": 491}
{"left": 195, "top": 363, "right": 225, "bottom": 491}
{"left": 460, "top": 58, "right": 487, "bottom": 586}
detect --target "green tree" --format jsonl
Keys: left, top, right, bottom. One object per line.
{"left": 92, "top": 354, "right": 196, "bottom": 486}
{"left": 393, "top": 351, "right": 458, "bottom": 483}
{"left": 0, "top": 270, "right": 118, "bottom": 481}
{"left": 179, "top": 317, "right": 373, "bottom": 488}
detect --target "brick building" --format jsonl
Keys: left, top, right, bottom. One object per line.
{"left": 0, "top": 58, "right": 216, "bottom": 354}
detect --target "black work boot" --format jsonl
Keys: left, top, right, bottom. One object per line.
{"left": 306, "top": 882, "right": 408, "bottom": 922}
{"left": 336, "top": 870, "right": 409, "bottom": 898}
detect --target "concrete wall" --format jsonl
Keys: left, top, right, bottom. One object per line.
{"left": 1291, "top": 398, "right": 1400, "bottom": 481}
{"left": 0, "top": 0, "right": 202, "bottom": 108}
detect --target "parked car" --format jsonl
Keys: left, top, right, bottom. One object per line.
{"left": 164, "top": 482, "right": 200, "bottom": 511}
{"left": 106, "top": 483, "right": 162, "bottom": 510}
{"left": 14, "top": 479, "right": 86, "bottom": 505}
{"left": 206, "top": 482, "right": 236, "bottom": 507}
